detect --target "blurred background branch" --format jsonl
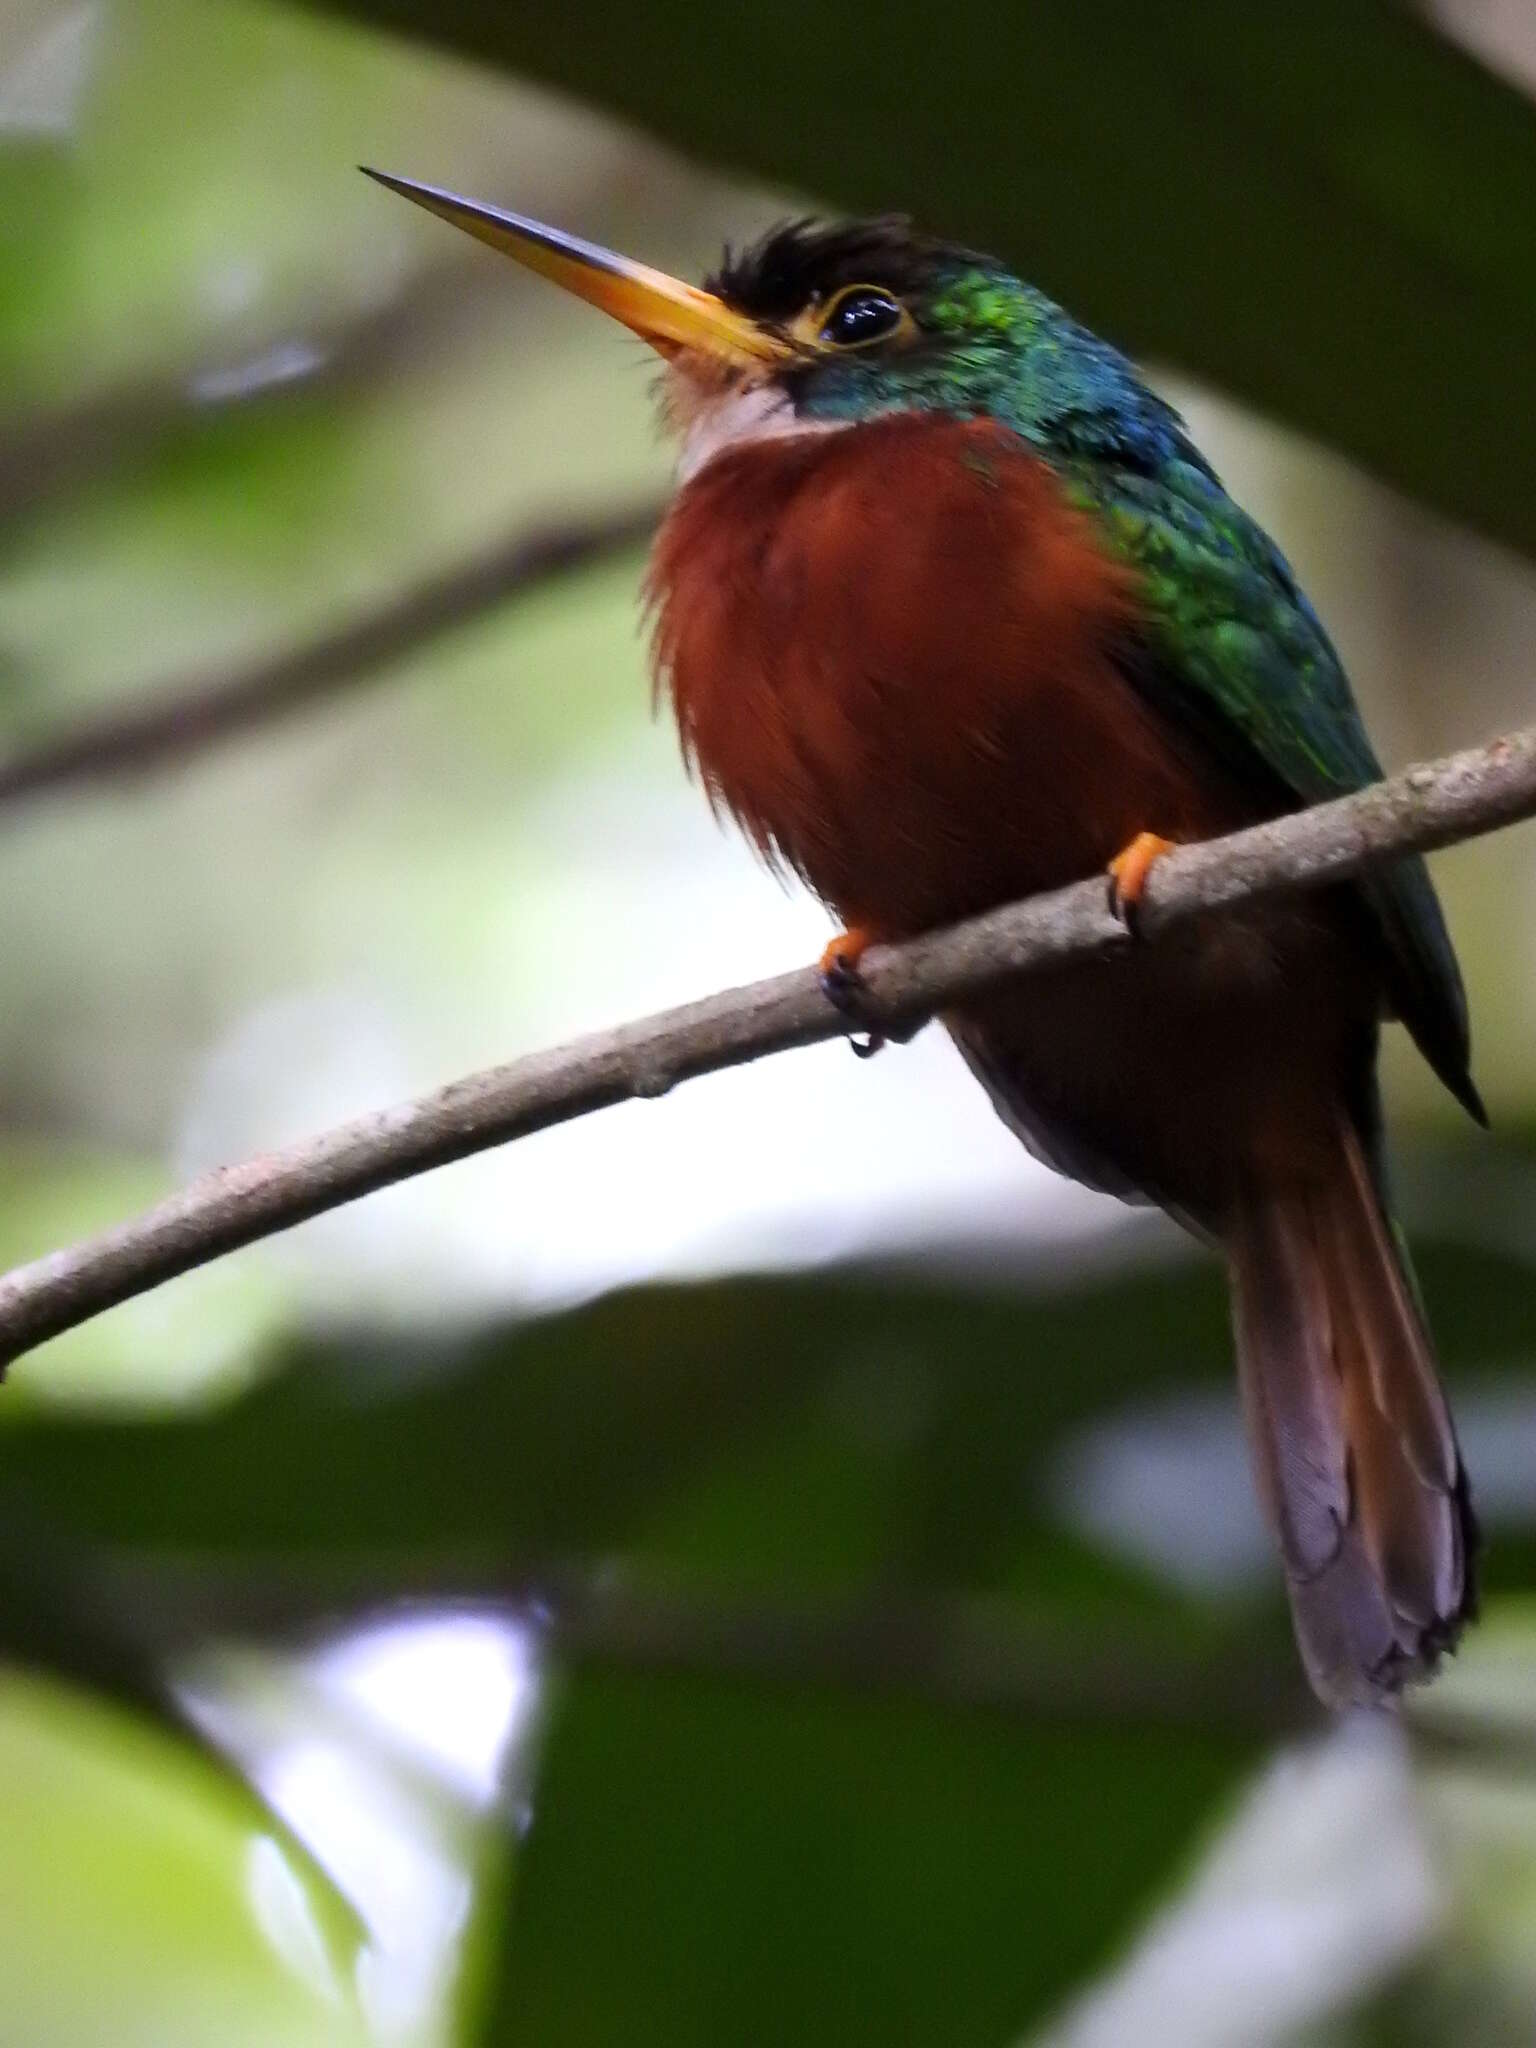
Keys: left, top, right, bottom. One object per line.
{"left": 113, "top": 1558, "right": 1313, "bottom": 1736}
{"left": 0, "top": 254, "right": 485, "bottom": 532}
{"left": 0, "top": 499, "right": 658, "bottom": 805}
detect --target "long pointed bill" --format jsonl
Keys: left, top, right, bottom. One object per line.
{"left": 361, "top": 168, "right": 793, "bottom": 369}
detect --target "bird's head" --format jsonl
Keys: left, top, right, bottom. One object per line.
{"left": 362, "top": 172, "right": 1176, "bottom": 477}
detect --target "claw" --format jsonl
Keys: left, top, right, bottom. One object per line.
{"left": 818, "top": 926, "right": 872, "bottom": 994}
{"left": 1107, "top": 831, "right": 1176, "bottom": 932}
{"left": 817, "top": 926, "right": 885, "bottom": 1057}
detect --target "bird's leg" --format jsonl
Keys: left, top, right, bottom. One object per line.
{"left": 818, "top": 928, "right": 885, "bottom": 1057}
{"left": 817, "top": 926, "right": 929, "bottom": 1058}
{"left": 1106, "top": 831, "right": 1176, "bottom": 932}
{"left": 818, "top": 926, "right": 873, "bottom": 989}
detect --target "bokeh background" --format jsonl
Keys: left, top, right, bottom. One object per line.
{"left": 3, "top": 2, "right": 1536, "bottom": 2042}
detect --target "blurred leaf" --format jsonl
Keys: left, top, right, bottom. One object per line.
{"left": 0, "top": 1501, "right": 371, "bottom": 1956}
{"left": 1339, "top": 1607, "right": 1536, "bottom": 2044}
{"left": 0, "top": 1256, "right": 1251, "bottom": 1593}
{"left": 0, "top": 0, "right": 436, "bottom": 396}
{"left": 1, "top": 1271, "right": 868, "bottom": 1563}
{"left": 0, "top": 1232, "right": 1525, "bottom": 1775}
{"left": 0, "top": 1213, "right": 1527, "bottom": 2040}
{"left": 1, "top": 1237, "right": 1529, "bottom": 1583}
{"left": 0, "top": 1662, "right": 367, "bottom": 2048}
{"left": 311, "top": 0, "right": 1536, "bottom": 560}
{"left": 465, "top": 1667, "right": 1252, "bottom": 2047}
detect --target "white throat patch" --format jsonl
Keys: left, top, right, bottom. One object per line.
{"left": 673, "top": 379, "right": 846, "bottom": 485}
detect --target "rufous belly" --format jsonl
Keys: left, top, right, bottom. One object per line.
{"left": 649, "top": 411, "right": 1379, "bottom": 1221}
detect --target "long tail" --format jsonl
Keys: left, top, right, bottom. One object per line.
{"left": 1227, "top": 1118, "right": 1476, "bottom": 1708}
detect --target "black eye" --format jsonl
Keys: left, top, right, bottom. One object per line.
{"left": 819, "top": 285, "right": 903, "bottom": 349}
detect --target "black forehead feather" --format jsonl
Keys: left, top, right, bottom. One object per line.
{"left": 706, "top": 215, "right": 989, "bottom": 319}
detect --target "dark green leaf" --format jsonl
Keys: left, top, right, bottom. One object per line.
{"left": 0, "top": 1236, "right": 1529, "bottom": 1597}
{"left": 468, "top": 1667, "right": 1252, "bottom": 2047}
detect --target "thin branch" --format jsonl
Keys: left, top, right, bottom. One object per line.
{"left": 0, "top": 255, "right": 482, "bottom": 530}
{"left": 134, "top": 1558, "right": 1309, "bottom": 1737}
{"left": 1, "top": 723, "right": 1533, "bottom": 1369}
{"left": 0, "top": 500, "right": 660, "bottom": 807}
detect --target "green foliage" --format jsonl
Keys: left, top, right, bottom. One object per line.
{"left": 2, "top": 1261, "right": 1246, "bottom": 1571}
{"left": 0, "top": 1666, "right": 366, "bottom": 2048}
{"left": 1, "top": 1229, "right": 1535, "bottom": 2039}
{"left": 0, "top": 1253, "right": 1278, "bottom": 2044}
{"left": 474, "top": 1673, "right": 1248, "bottom": 2047}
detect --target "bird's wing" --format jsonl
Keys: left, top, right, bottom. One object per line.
{"left": 1077, "top": 458, "right": 1481, "bottom": 1123}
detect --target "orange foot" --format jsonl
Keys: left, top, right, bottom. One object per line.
{"left": 817, "top": 927, "right": 887, "bottom": 1059}
{"left": 819, "top": 926, "right": 872, "bottom": 992}
{"left": 1107, "top": 831, "right": 1176, "bottom": 931}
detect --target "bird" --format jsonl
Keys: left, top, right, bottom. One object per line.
{"left": 363, "top": 168, "right": 1483, "bottom": 1710}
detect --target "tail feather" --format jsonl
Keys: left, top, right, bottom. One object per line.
{"left": 1228, "top": 1119, "right": 1475, "bottom": 1708}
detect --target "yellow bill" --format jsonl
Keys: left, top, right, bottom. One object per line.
{"left": 360, "top": 168, "right": 794, "bottom": 368}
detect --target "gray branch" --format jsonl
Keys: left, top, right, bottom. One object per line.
{"left": 0, "top": 256, "right": 474, "bottom": 533}
{"left": 2, "top": 723, "right": 1533, "bottom": 1369}
{"left": 0, "top": 499, "right": 660, "bottom": 808}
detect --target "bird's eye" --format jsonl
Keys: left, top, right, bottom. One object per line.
{"left": 818, "top": 284, "right": 904, "bottom": 349}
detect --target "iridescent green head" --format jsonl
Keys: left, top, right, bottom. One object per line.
{"left": 706, "top": 216, "right": 1186, "bottom": 465}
